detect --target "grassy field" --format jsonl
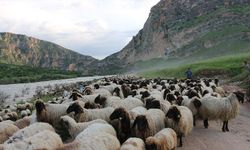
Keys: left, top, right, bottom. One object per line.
{"left": 139, "top": 53, "right": 250, "bottom": 88}
{"left": 0, "top": 63, "right": 82, "bottom": 84}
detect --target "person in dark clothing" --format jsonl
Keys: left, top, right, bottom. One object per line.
{"left": 185, "top": 68, "right": 193, "bottom": 79}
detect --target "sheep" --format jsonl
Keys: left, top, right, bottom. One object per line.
{"left": 1, "top": 130, "right": 63, "bottom": 150}
{"left": 120, "top": 137, "right": 145, "bottom": 150}
{"left": 75, "top": 122, "right": 117, "bottom": 138}
{"left": 84, "top": 101, "right": 101, "bottom": 109}
{"left": 56, "top": 132, "right": 120, "bottom": 150}
{"left": 5, "top": 122, "right": 55, "bottom": 144}
{"left": 2, "top": 112, "right": 18, "bottom": 121}
{"left": 35, "top": 100, "right": 68, "bottom": 129}
{"left": 113, "top": 86, "right": 124, "bottom": 99}
{"left": 13, "top": 117, "right": 31, "bottom": 129}
{"left": 198, "top": 92, "right": 241, "bottom": 132}
{"left": 166, "top": 105, "right": 193, "bottom": 147}
{"left": 20, "top": 110, "right": 28, "bottom": 118}
{"left": 82, "top": 86, "right": 93, "bottom": 95}
{"left": 95, "top": 96, "right": 144, "bottom": 110}
{"left": 145, "top": 98, "right": 170, "bottom": 114}
{"left": 69, "top": 91, "right": 83, "bottom": 101}
{"left": 211, "top": 86, "right": 226, "bottom": 97}
{"left": 0, "top": 122, "right": 19, "bottom": 144}
{"left": 109, "top": 107, "right": 147, "bottom": 143}
{"left": 60, "top": 115, "right": 108, "bottom": 138}
{"left": 145, "top": 128, "right": 177, "bottom": 150}
{"left": 177, "top": 96, "right": 201, "bottom": 126}
{"left": 16, "top": 103, "right": 33, "bottom": 112}
{"left": 94, "top": 88, "right": 112, "bottom": 97}
{"left": 66, "top": 102, "right": 114, "bottom": 123}
{"left": 132, "top": 109, "right": 166, "bottom": 141}
{"left": 0, "top": 116, "right": 2, "bottom": 122}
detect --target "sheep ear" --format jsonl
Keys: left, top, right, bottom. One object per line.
{"left": 132, "top": 118, "right": 138, "bottom": 128}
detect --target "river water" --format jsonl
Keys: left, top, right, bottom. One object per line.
{"left": 0, "top": 76, "right": 108, "bottom": 105}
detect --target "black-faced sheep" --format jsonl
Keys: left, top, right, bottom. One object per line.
{"left": 198, "top": 92, "right": 241, "bottom": 132}
{"left": 120, "top": 137, "right": 145, "bottom": 150}
{"left": 145, "top": 128, "right": 177, "bottom": 150}
{"left": 166, "top": 105, "right": 193, "bottom": 147}
{"left": 132, "top": 109, "right": 166, "bottom": 141}
{"left": 66, "top": 102, "right": 114, "bottom": 123}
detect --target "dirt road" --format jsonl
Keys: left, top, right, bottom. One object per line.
{"left": 179, "top": 102, "right": 250, "bottom": 150}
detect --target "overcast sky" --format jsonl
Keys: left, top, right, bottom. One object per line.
{"left": 0, "top": 0, "right": 160, "bottom": 59}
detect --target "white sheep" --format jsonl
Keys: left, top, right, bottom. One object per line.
{"left": 13, "top": 116, "right": 31, "bottom": 129}
{"left": 35, "top": 100, "right": 69, "bottom": 129}
{"left": 60, "top": 115, "right": 108, "bottom": 138}
{"left": 109, "top": 107, "right": 147, "bottom": 143}
{"left": 132, "top": 109, "right": 166, "bottom": 141}
{"left": 198, "top": 93, "right": 240, "bottom": 132}
{"left": 0, "top": 122, "right": 19, "bottom": 144}
{"left": 1, "top": 130, "right": 63, "bottom": 150}
{"left": 96, "top": 96, "right": 144, "bottom": 110}
{"left": 75, "top": 122, "right": 117, "bottom": 138}
{"left": 67, "top": 102, "right": 114, "bottom": 123}
{"left": 166, "top": 105, "right": 193, "bottom": 147}
{"left": 57, "top": 132, "right": 120, "bottom": 150}
{"left": 5, "top": 122, "right": 55, "bottom": 144}
{"left": 145, "top": 128, "right": 177, "bottom": 150}
{"left": 179, "top": 96, "right": 201, "bottom": 126}
{"left": 120, "top": 137, "right": 145, "bottom": 150}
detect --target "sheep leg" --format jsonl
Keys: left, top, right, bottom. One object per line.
{"left": 222, "top": 121, "right": 226, "bottom": 132}
{"left": 225, "top": 121, "right": 229, "bottom": 132}
{"left": 204, "top": 119, "right": 209, "bottom": 128}
{"left": 178, "top": 133, "right": 183, "bottom": 147}
{"left": 193, "top": 115, "right": 196, "bottom": 126}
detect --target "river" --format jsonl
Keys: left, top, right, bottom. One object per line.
{"left": 0, "top": 76, "right": 109, "bottom": 105}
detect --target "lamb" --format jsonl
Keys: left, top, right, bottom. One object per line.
{"left": 198, "top": 92, "right": 241, "bottom": 132}
{"left": 132, "top": 109, "right": 166, "bottom": 141}
{"left": 166, "top": 105, "right": 193, "bottom": 147}
{"left": 60, "top": 115, "right": 108, "bottom": 138}
{"left": 145, "top": 128, "right": 177, "bottom": 150}
{"left": 1, "top": 130, "right": 63, "bottom": 150}
{"left": 0, "top": 122, "right": 19, "bottom": 144}
{"left": 35, "top": 100, "right": 68, "bottom": 129}
{"left": 14, "top": 116, "right": 31, "bottom": 129}
{"left": 5, "top": 122, "right": 55, "bottom": 144}
{"left": 66, "top": 102, "right": 114, "bottom": 123}
{"left": 120, "top": 137, "right": 145, "bottom": 150}
{"left": 109, "top": 107, "right": 147, "bottom": 143}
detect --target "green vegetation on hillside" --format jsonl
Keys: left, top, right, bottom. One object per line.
{"left": 0, "top": 63, "right": 82, "bottom": 84}
{"left": 139, "top": 53, "right": 250, "bottom": 88}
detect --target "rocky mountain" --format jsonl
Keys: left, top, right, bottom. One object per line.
{"left": 97, "top": 0, "right": 250, "bottom": 74}
{"left": 0, "top": 32, "right": 97, "bottom": 74}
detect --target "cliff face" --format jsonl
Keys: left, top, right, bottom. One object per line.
{"left": 0, "top": 32, "right": 97, "bottom": 74}
{"left": 98, "top": 0, "right": 250, "bottom": 73}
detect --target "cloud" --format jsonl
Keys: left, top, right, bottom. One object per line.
{"left": 0, "top": 0, "right": 160, "bottom": 59}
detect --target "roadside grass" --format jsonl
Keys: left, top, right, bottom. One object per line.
{"left": 139, "top": 53, "right": 250, "bottom": 85}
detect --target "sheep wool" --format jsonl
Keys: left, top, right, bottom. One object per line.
{"left": 60, "top": 115, "right": 108, "bottom": 138}
{"left": 120, "top": 137, "right": 145, "bottom": 150}
{"left": 5, "top": 122, "right": 55, "bottom": 144}
{"left": 1, "top": 130, "right": 63, "bottom": 150}
{"left": 0, "top": 122, "right": 19, "bottom": 144}
{"left": 14, "top": 117, "right": 31, "bottom": 129}
{"left": 146, "top": 128, "right": 177, "bottom": 150}
{"left": 133, "top": 109, "right": 165, "bottom": 141}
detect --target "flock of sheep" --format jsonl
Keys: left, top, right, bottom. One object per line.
{"left": 0, "top": 76, "right": 245, "bottom": 150}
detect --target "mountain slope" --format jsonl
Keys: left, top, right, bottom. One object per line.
{"left": 98, "top": 0, "right": 250, "bottom": 74}
{"left": 0, "top": 32, "right": 97, "bottom": 74}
